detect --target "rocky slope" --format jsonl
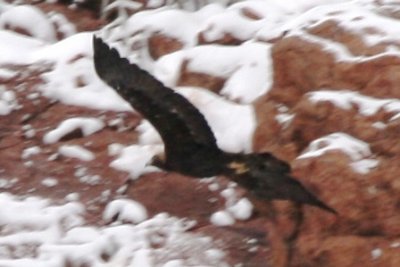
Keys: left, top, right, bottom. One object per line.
{"left": 1, "top": 1, "right": 400, "bottom": 267}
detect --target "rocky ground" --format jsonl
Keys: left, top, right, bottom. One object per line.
{"left": 1, "top": 1, "right": 400, "bottom": 267}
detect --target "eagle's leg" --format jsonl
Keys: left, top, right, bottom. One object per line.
{"left": 286, "top": 203, "right": 304, "bottom": 266}
{"left": 251, "top": 198, "right": 306, "bottom": 266}
{"left": 249, "top": 196, "right": 279, "bottom": 221}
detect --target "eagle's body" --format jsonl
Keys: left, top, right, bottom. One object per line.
{"left": 93, "top": 37, "right": 336, "bottom": 214}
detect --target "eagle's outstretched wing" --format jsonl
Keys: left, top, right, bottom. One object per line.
{"left": 93, "top": 37, "right": 221, "bottom": 171}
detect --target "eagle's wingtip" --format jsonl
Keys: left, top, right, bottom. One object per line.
{"left": 92, "top": 35, "right": 106, "bottom": 55}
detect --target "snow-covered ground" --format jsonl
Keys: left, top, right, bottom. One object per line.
{"left": 0, "top": 193, "right": 228, "bottom": 267}
{"left": 1, "top": 0, "right": 399, "bottom": 266}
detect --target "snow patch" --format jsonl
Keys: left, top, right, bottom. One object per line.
{"left": 33, "top": 33, "right": 132, "bottom": 111}
{"left": 210, "top": 210, "right": 235, "bottom": 226}
{"left": 0, "top": 68, "right": 17, "bottom": 80}
{"left": 21, "top": 146, "right": 41, "bottom": 159}
{"left": 273, "top": 0, "right": 400, "bottom": 60}
{"left": 156, "top": 43, "right": 271, "bottom": 103}
{"left": 0, "top": 193, "right": 228, "bottom": 267}
{"left": 211, "top": 186, "right": 253, "bottom": 226}
{"left": 371, "top": 248, "right": 383, "bottom": 260}
{"left": 298, "top": 132, "right": 378, "bottom": 174}
{"left": 308, "top": 90, "right": 400, "bottom": 118}
{"left": 227, "top": 198, "right": 253, "bottom": 220}
{"left": 58, "top": 145, "right": 95, "bottom": 161}
{"left": 0, "top": 30, "right": 44, "bottom": 65}
{"left": 22, "top": 124, "right": 36, "bottom": 139}
{"left": 103, "top": 199, "right": 148, "bottom": 224}
{"left": 47, "top": 11, "right": 76, "bottom": 38}
{"left": 110, "top": 144, "right": 163, "bottom": 179}
{"left": 0, "top": 5, "right": 56, "bottom": 43}
{"left": 41, "top": 177, "right": 58, "bottom": 187}
{"left": 0, "top": 86, "right": 18, "bottom": 116}
{"left": 123, "top": 4, "right": 223, "bottom": 50}
{"left": 275, "top": 104, "right": 295, "bottom": 128}
{"left": 43, "top": 117, "right": 104, "bottom": 144}
{"left": 0, "top": 178, "right": 18, "bottom": 189}
{"left": 350, "top": 159, "right": 379, "bottom": 175}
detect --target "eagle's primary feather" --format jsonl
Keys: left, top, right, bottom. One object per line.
{"left": 93, "top": 36, "right": 337, "bottom": 214}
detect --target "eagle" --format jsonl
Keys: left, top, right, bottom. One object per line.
{"left": 93, "top": 36, "right": 336, "bottom": 214}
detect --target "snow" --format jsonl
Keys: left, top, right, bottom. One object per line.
{"left": 275, "top": 104, "right": 295, "bottom": 128}
{"left": 371, "top": 248, "right": 383, "bottom": 260}
{"left": 269, "top": 0, "right": 400, "bottom": 61}
{"left": 41, "top": 177, "right": 58, "bottom": 187}
{"left": 0, "top": 178, "right": 18, "bottom": 189}
{"left": 43, "top": 117, "right": 104, "bottom": 144}
{"left": 299, "top": 133, "right": 371, "bottom": 161}
{"left": 108, "top": 143, "right": 125, "bottom": 156}
{"left": 227, "top": 198, "right": 253, "bottom": 220}
{"left": 47, "top": 12, "right": 76, "bottom": 38}
{"left": 0, "top": 68, "right": 17, "bottom": 80}
{"left": 0, "top": 86, "right": 17, "bottom": 116}
{"left": 308, "top": 90, "right": 400, "bottom": 118}
{"left": 155, "top": 43, "right": 271, "bottom": 103}
{"left": 0, "top": 5, "right": 56, "bottom": 43}
{"left": 30, "top": 32, "right": 132, "bottom": 111}
{"left": 58, "top": 145, "right": 95, "bottom": 161}
{"left": 110, "top": 144, "right": 163, "bottom": 179}
{"left": 0, "top": 193, "right": 228, "bottom": 267}
{"left": 210, "top": 210, "right": 235, "bottom": 226}
{"left": 350, "top": 159, "right": 379, "bottom": 175}
{"left": 103, "top": 199, "right": 148, "bottom": 224}
{"left": 298, "top": 132, "right": 379, "bottom": 174}
{"left": 123, "top": 4, "right": 223, "bottom": 49}
{"left": 182, "top": 87, "right": 256, "bottom": 152}
{"left": 73, "top": 167, "right": 102, "bottom": 185}
{"left": 0, "top": 28, "right": 45, "bottom": 66}
{"left": 210, "top": 186, "right": 253, "bottom": 225}
{"left": 21, "top": 146, "right": 41, "bottom": 159}
{"left": 200, "top": 7, "right": 260, "bottom": 42}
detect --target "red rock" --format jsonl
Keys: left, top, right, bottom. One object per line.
{"left": 254, "top": 8, "right": 400, "bottom": 267}
{"left": 178, "top": 60, "right": 226, "bottom": 93}
{"left": 36, "top": 2, "right": 106, "bottom": 34}
{"left": 293, "top": 235, "right": 400, "bottom": 267}
{"left": 199, "top": 218, "right": 287, "bottom": 267}
{"left": 148, "top": 33, "right": 184, "bottom": 60}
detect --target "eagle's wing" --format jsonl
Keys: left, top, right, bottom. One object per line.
{"left": 93, "top": 37, "right": 220, "bottom": 166}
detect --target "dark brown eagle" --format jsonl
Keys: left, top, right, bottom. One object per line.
{"left": 93, "top": 36, "right": 336, "bottom": 214}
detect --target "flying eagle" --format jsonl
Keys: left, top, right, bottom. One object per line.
{"left": 93, "top": 36, "right": 336, "bottom": 214}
